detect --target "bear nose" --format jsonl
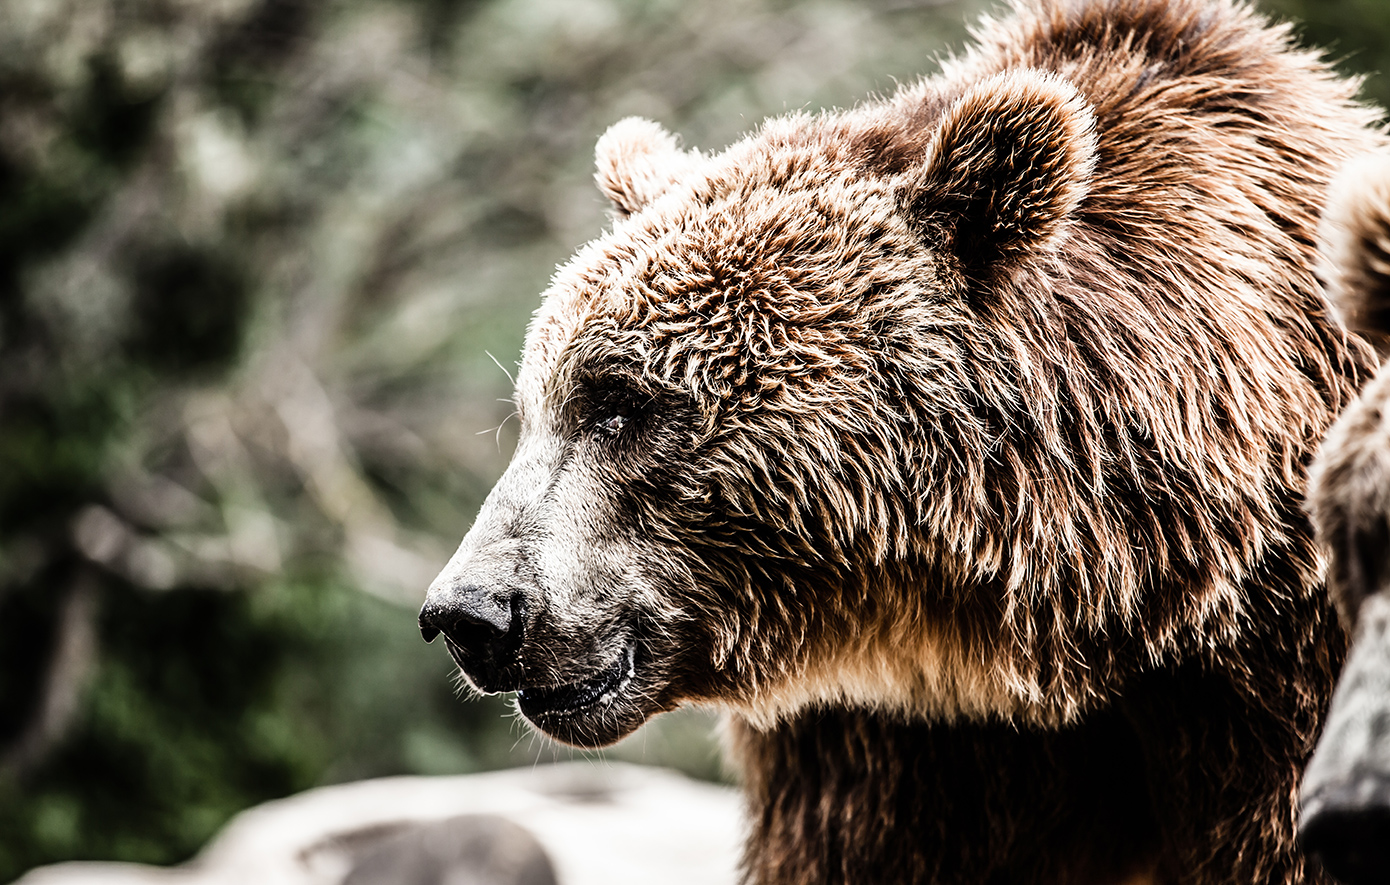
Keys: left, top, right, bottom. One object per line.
{"left": 1299, "top": 797, "right": 1390, "bottom": 885}
{"left": 419, "top": 585, "right": 526, "bottom": 660}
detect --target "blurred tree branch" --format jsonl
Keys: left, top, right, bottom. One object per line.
{"left": 0, "top": 568, "right": 97, "bottom": 780}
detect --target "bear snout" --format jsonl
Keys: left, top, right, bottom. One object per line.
{"left": 1299, "top": 795, "right": 1390, "bottom": 885}
{"left": 1299, "top": 592, "right": 1390, "bottom": 885}
{"left": 419, "top": 583, "right": 528, "bottom": 690}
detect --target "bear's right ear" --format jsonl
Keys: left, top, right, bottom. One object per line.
{"left": 909, "top": 69, "right": 1097, "bottom": 280}
{"left": 1318, "top": 152, "right": 1390, "bottom": 345}
{"left": 595, "top": 117, "right": 698, "bottom": 218}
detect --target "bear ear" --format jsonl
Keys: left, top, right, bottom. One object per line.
{"left": 594, "top": 117, "right": 697, "bottom": 218}
{"left": 910, "top": 69, "right": 1097, "bottom": 278}
{"left": 1318, "top": 152, "right": 1390, "bottom": 345}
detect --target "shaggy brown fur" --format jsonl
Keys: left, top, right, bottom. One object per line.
{"left": 1301, "top": 154, "right": 1390, "bottom": 885}
{"left": 420, "top": 1, "right": 1385, "bottom": 882}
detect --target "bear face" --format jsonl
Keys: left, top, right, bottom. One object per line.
{"left": 1300, "top": 154, "right": 1390, "bottom": 884}
{"left": 421, "top": 71, "right": 1118, "bottom": 748}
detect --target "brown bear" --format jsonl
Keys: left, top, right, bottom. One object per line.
{"left": 1300, "top": 154, "right": 1390, "bottom": 885}
{"left": 419, "top": 1, "right": 1384, "bottom": 882}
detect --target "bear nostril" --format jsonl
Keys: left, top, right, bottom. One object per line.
{"left": 501, "top": 591, "right": 527, "bottom": 657}
{"left": 418, "top": 586, "right": 524, "bottom": 660}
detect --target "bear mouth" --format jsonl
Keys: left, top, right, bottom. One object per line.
{"left": 515, "top": 641, "right": 636, "bottom": 722}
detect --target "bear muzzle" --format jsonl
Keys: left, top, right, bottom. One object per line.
{"left": 420, "top": 569, "right": 658, "bottom": 747}
{"left": 419, "top": 582, "right": 529, "bottom": 692}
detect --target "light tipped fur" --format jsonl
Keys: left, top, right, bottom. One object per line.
{"left": 1319, "top": 153, "right": 1390, "bottom": 351}
{"left": 593, "top": 117, "right": 699, "bottom": 218}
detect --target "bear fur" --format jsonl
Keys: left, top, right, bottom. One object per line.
{"left": 1300, "top": 154, "right": 1390, "bottom": 885}
{"left": 420, "top": 1, "right": 1385, "bottom": 882}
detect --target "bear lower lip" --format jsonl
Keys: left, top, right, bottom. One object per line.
{"left": 516, "top": 643, "right": 635, "bottom": 719}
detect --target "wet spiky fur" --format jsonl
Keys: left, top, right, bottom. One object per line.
{"left": 424, "top": 0, "right": 1385, "bottom": 882}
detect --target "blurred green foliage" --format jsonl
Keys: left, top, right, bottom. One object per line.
{"left": 1265, "top": 0, "right": 1390, "bottom": 108}
{"left": 0, "top": 0, "right": 1386, "bottom": 880}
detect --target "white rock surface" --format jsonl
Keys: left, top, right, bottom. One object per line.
{"left": 15, "top": 763, "right": 743, "bottom": 885}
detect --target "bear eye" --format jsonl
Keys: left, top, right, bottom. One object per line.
{"left": 596, "top": 411, "right": 629, "bottom": 436}
{"left": 580, "top": 378, "right": 661, "bottom": 443}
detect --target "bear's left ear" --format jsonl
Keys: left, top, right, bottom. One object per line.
{"left": 595, "top": 117, "right": 699, "bottom": 218}
{"left": 910, "top": 69, "right": 1097, "bottom": 278}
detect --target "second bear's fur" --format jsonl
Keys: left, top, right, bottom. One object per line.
{"left": 1299, "top": 154, "right": 1390, "bottom": 885}
{"left": 421, "top": 1, "right": 1385, "bottom": 882}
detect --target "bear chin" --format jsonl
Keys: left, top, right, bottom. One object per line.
{"left": 510, "top": 640, "right": 658, "bottom": 748}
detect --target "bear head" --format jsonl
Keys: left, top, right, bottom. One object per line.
{"left": 420, "top": 70, "right": 1100, "bottom": 748}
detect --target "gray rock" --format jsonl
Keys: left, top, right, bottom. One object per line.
{"left": 338, "top": 815, "right": 557, "bottom": 885}
{"left": 15, "top": 763, "right": 741, "bottom": 885}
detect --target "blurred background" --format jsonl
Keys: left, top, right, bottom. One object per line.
{"left": 0, "top": 0, "right": 1384, "bottom": 879}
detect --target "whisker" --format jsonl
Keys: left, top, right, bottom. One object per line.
{"left": 496, "top": 410, "right": 519, "bottom": 450}
{"left": 485, "top": 350, "right": 516, "bottom": 386}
